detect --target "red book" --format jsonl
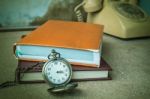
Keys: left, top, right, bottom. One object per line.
{"left": 16, "top": 58, "right": 112, "bottom": 84}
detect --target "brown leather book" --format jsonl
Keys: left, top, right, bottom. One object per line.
{"left": 15, "top": 58, "right": 112, "bottom": 84}
{"left": 14, "top": 20, "right": 104, "bottom": 67}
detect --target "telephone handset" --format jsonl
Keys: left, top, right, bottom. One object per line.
{"left": 75, "top": 0, "right": 150, "bottom": 38}
{"left": 74, "top": 0, "right": 102, "bottom": 22}
{"left": 83, "top": 0, "right": 103, "bottom": 13}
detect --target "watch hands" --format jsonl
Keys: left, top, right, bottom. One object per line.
{"left": 56, "top": 71, "right": 64, "bottom": 73}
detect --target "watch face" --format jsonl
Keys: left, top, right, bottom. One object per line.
{"left": 43, "top": 59, "right": 72, "bottom": 85}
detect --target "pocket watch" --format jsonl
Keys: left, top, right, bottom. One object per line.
{"left": 42, "top": 49, "right": 78, "bottom": 93}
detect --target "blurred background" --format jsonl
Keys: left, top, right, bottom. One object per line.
{"left": 0, "top": 0, "right": 149, "bottom": 28}
{"left": 0, "top": 0, "right": 86, "bottom": 27}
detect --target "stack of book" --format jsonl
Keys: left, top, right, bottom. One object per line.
{"left": 13, "top": 20, "right": 112, "bottom": 83}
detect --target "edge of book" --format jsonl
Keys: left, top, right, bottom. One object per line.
{"left": 17, "top": 76, "right": 112, "bottom": 84}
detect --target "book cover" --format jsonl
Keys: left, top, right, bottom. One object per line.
{"left": 16, "top": 58, "right": 112, "bottom": 83}
{"left": 14, "top": 20, "right": 104, "bottom": 67}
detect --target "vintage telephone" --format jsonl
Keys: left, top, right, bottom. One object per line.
{"left": 75, "top": 0, "right": 150, "bottom": 39}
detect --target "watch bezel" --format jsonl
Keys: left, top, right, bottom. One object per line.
{"left": 42, "top": 57, "right": 72, "bottom": 87}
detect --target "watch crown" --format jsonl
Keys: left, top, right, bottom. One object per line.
{"left": 48, "top": 49, "right": 60, "bottom": 60}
